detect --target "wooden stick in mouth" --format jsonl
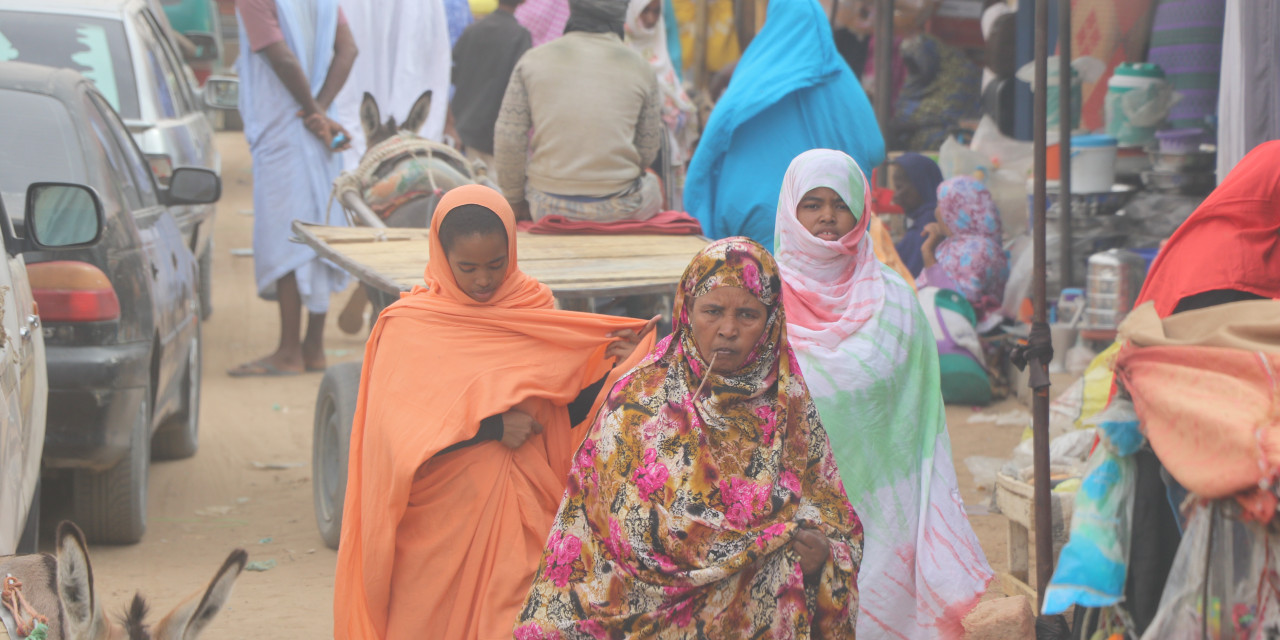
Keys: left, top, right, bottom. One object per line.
{"left": 693, "top": 351, "right": 719, "bottom": 398}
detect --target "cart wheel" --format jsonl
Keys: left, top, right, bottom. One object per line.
{"left": 313, "top": 361, "right": 361, "bottom": 550}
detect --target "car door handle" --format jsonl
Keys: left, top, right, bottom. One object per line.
{"left": 19, "top": 314, "right": 37, "bottom": 339}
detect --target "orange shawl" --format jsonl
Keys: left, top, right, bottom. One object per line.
{"left": 870, "top": 214, "right": 915, "bottom": 290}
{"left": 333, "top": 185, "right": 653, "bottom": 639}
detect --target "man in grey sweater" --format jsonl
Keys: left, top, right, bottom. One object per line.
{"left": 494, "top": 0, "right": 665, "bottom": 222}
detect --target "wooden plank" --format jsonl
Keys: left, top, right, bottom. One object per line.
{"left": 305, "top": 225, "right": 706, "bottom": 259}
{"left": 302, "top": 226, "right": 706, "bottom": 260}
{"left": 292, "top": 222, "right": 707, "bottom": 298}
{"left": 995, "top": 474, "right": 1035, "bottom": 530}
{"left": 1007, "top": 518, "right": 1030, "bottom": 585}
{"left": 998, "top": 573, "right": 1038, "bottom": 604}
{"left": 364, "top": 256, "right": 690, "bottom": 280}
{"left": 995, "top": 472, "right": 1076, "bottom": 605}
{"left": 331, "top": 247, "right": 697, "bottom": 276}
{"left": 292, "top": 222, "right": 403, "bottom": 295}
{"left": 995, "top": 473, "right": 1074, "bottom": 541}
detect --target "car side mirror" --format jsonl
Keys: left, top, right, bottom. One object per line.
{"left": 163, "top": 167, "right": 221, "bottom": 206}
{"left": 24, "top": 183, "right": 106, "bottom": 249}
{"left": 202, "top": 76, "right": 239, "bottom": 110}
{"left": 183, "top": 32, "right": 220, "bottom": 62}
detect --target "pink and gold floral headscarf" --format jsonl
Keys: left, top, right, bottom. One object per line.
{"left": 516, "top": 237, "right": 862, "bottom": 638}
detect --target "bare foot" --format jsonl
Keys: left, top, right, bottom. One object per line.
{"left": 227, "top": 353, "right": 304, "bottom": 378}
{"left": 302, "top": 343, "right": 326, "bottom": 373}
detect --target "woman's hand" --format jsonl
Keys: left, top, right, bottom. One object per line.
{"left": 499, "top": 410, "right": 543, "bottom": 449}
{"left": 793, "top": 525, "right": 831, "bottom": 579}
{"left": 607, "top": 315, "right": 661, "bottom": 363}
{"left": 922, "top": 221, "right": 949, "bottom": 247}
{"left": 921, "top": 221, "right": 948, "bottom": 267}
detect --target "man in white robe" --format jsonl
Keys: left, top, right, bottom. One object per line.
{"left": 333, "top": 0, "right": 453, "bottom": 168}
{"left": 229, "top": 0, "right": 357, "bottom": 376}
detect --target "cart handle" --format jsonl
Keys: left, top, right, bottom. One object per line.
{"left": 339, "top": 188, "right": 388, "bottom": 229}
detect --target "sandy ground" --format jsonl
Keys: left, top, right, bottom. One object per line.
{"left": 33, "top": 132, "right": 1037, "bottom": 637}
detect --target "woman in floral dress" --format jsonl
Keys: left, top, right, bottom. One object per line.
{"left": 917, "top": 176, "right": 1009, "bottom": 327}
{"left": 515, "top": 237, "right": 862, "bottom": 639}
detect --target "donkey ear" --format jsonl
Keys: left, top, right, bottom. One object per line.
{"left": 401, "top": 90, "right": 433, "bottom": 134}
{"left": 55, "top": 521, "right": 101, "bottom": 638}
{"left": 151, "top": 549, "right": 247, "bottom": 640}
{"left": 359, "top": 92, "right": 381, "bottom": 143}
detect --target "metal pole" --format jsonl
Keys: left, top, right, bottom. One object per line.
{"left": 735, "top": 0, "right": 758, "bottom": 53}
{"left": 1032, "top": 0, "right": 1055, "bottom": 608}
{"left": 694, "top": 0, "right": 710, "bottom": 91}
{"left": 1058, "top": 0, "right": 1073, "bottom": 289}
{"left": 873, "top": 0, "right": 894, "bottom": 186}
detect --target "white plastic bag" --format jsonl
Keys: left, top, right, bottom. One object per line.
{"left": 937, "top": 135, "right": 993, "bottom": 181}
{"left": 964, "top": 455, "right": 1007, "bottom": 492}
{"left": 1141, "top": 502, "right": 1280, "bottom": 639}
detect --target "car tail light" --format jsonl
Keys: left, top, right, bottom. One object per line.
{"left": 146, "top": 153, "right": 174, "bottom": 188}
{"left": 28, "top": 261, "right": 120, "bottom": 322}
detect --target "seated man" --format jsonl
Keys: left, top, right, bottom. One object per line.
{"left": 494, "top": 0, "right": 664, "bottom": 222}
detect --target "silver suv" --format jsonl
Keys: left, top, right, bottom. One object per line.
{"left": 0, "top": 0, "right": 221, "bottom": 317}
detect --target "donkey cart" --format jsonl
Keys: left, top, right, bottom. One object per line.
{"left": 293, "top": 220, "right": 709, "bottom": 548}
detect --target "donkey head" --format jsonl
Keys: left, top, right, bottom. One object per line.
{"left": 359, "top": 90, "right": 433, "bottom": 150}
{"left": 56, "top": 521, "right": 247, "bottom": 640}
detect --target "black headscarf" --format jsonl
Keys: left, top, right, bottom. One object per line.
{"left": 564, "top": 0, "right": 627, "bottom": 38}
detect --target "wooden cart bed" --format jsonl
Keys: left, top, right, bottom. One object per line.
{"left": 292, "top": 222, "right": 710, "bottom": 299}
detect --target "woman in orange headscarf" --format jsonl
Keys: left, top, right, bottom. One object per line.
{"left": 333, "top": 185, "right": 656, "bottom": 639}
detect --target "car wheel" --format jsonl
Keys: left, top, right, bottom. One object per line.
{"left": 199, "top": 246, "right": 213, "bottom": 321}
{"left": 152, "top": 313, "right": 202, "bottom": 460}
{"left": 313, "top": 361, "right": 360, "bottom": 550}
{"left": 16, "top": 478, "right": 40, "bottom": 554}
{"left": 73, "top": 397, "right": 149, "bottom": 544}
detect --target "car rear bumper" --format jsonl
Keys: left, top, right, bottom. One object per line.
{"left": 42, "top": 341, "right": 150, "bottom": 471}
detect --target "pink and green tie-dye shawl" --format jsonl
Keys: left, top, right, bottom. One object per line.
{"left": 775, "top": 150, "right": 993, "bottom": 639}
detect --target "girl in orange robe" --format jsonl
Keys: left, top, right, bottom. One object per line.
{"left": 333, "top": 185, "right": 655, "bottom": 639}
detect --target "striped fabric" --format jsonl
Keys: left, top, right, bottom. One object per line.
{"left": 1147, "top": 0, "right": 1227, "bottom": 131}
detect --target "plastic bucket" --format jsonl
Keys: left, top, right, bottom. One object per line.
{"left": 1154, "top": 128, "right": 1206, "bottom": 155}
{"left": 1046, "top": 135, "right": 1117, "bottom": 193}
{"left": 1106, "top": 63, "right": 1166, "bottom": 147}
{"left": 1045, "top": 68, "right": 1082, "bottom": 131}
{"left": 1071, "top": 135, "right": 1117, "bottom": 193}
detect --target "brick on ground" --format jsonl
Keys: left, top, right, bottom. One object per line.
{"left": 962, "top": 595, "right": 1036, "bottom": 640}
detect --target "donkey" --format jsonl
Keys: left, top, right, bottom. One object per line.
{"left": 0, "top": 521, "right": 246, "bottom": 640}
{"left": 359, "top": 89, "right": 434, "bottom": 151}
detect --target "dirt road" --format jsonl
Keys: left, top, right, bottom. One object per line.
{"left": 43, "top": 132, "right": 1026, "bottom": 638}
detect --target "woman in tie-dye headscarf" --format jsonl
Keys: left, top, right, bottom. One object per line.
{"left": 918, "top": 176, "right": 1009, "bottom": 322}
{"left": 775, "top": 150, "right": 992, "bottom": 639}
